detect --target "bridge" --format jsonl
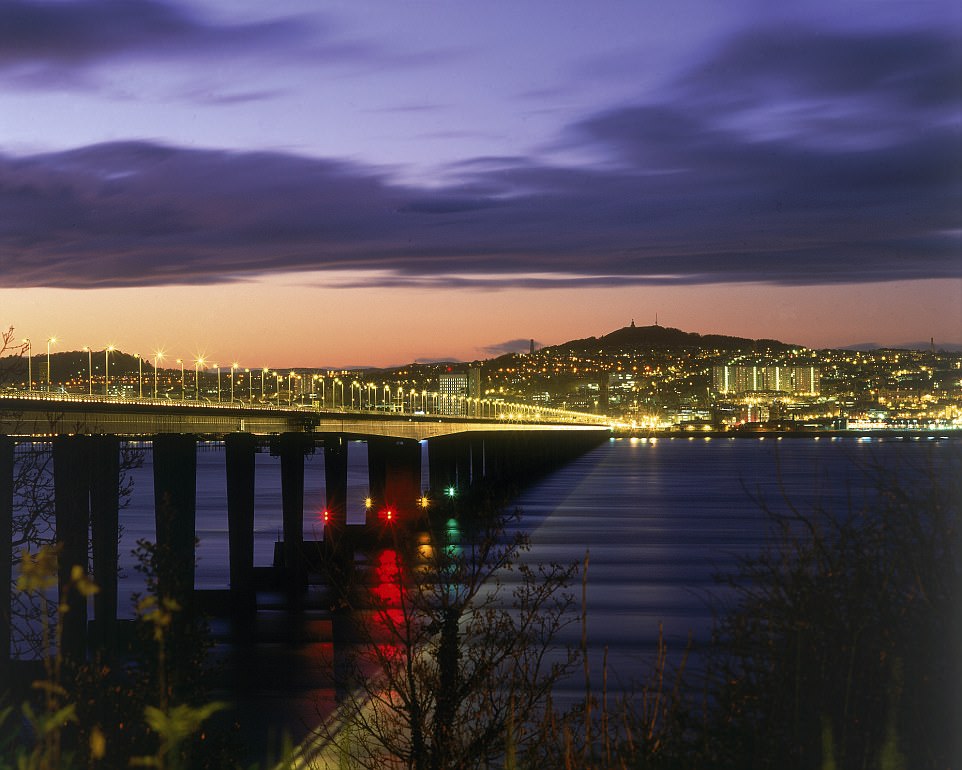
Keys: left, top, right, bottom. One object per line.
{"left": 1, "top": 389, "right": 610, "bottom": 685}
{"left": 0, "top": 390, "right": 608, "bottom": 439}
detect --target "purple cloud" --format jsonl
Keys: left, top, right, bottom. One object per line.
{"left": 0, "top": 24, "right": 958, "bottom": 290}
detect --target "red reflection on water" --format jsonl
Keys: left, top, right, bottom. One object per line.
{"left": 370, "top": 548, "right": 405, "bottom": 658}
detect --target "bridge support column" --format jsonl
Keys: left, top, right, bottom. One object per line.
{"left": 367, "top": 438, "right": 421, "bottom": 526}
{"left": 225, "top": 433, "right": 257, "bottom": 636}
{"left": 54, "top": 435, "right": 90, "bottom": 666}
{"left": 152, "top": 434, "right": 197, "bottom": 610}
{"left": 89, "top": 435, "right": 120, "bottom": 660}
{"left": 0, "top": 436, "right": 13, "bottom": 679}
{"left": 274, "top": 433, "right": 314, "bottom": 595}
{"left": 324, "top": 436, "right": 349, "bottom": 532}
{"left": 428, "top": 436, "right": 471, "bottom": 495}
{"left": 481, "top": 433, "right": 509, "bottom": 485}
{"left": 470, "top": 436, "right": 485, "bottom": 486}
{"left": 428, "top": 436, "right": 456, "bottom": 494}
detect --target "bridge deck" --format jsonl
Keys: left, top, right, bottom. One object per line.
{"left": 0, "top": 394, "right": 609, "bottom": 439}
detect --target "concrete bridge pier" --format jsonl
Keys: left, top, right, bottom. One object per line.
{"left": 273, "top": 432, "right": 315, "bottom": 602}
{"left": 323, "top": 436, "right": 349, "bottom": 534}
{"left": 225, "top": 432, "right": 257, "bottom": 636}
{"left": 89, "top": 435, "right": 120, "bottom": 660}
{"left": 53, "top": 435, "right": 91, "bottom": 666}
{"left": 322, "top": 436, "right": 354, "bottom": 582}
{"left": 367, "top": 438, "right": 421, "bottom": 527}
{"left": 427, "top": 435, "right": 472, "bottom": 495}
{"left": 1, "top": 436, "right": 14, "bottom": 679}
{"left": 152, "top": 434, "right": 198, "bottom": 614}
{"left": 470, "top": 436, "right": 485, "bottom": 485}
{"left": 479, "top": 433, "right": 510, "bottom": 486}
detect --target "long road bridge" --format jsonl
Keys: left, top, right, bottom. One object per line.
{"left": 1, "top": 389, "right": 611, "bottom": 684}
{"left": 0, "top": 390, "right": 608, "bottom": 438}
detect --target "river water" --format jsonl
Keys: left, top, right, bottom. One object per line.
{"left": 69, "top": 433, "right": 962, "bottom": 748}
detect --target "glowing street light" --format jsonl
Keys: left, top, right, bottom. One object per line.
{"left": 153, "top": 351, "right": 165, "bottom": 398}
{"left": 46, "top": 336, "right": 57, "bottom": 392}
{"left": 194, "top": 357, "right": 206, "bottom": 401}
{"left": 231, "top": 363, "right": 238, "bottom": 402}
{"left": 82, "top": 346, "right": 92, "bottom": 395}
{"left": 213, "top": 363, "right": 221, "bottom": 403}
{"left": 261, "top": 367, "right": 268, "bottom": 401}
{"left": 176, "top": 359, "right": 184, "bottom": 400}
{"left": 104, "top": 345, "right": 115, "bottom": 396}
{"left": 22, "top": 338, "right": 31, "bottom": 391}
{"left": 134, "top": 353, "right": 143, "bottom": 398}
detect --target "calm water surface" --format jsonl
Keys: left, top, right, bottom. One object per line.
{"left": 108, "top": 434, "right": 954, "bottom": 733}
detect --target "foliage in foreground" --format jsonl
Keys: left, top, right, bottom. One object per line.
{"left": 697, "top": 446, "right": 960, "bottom": 770}
{"left": 0, "top": 543, "right": 231, "bottom": 770}
{"left": 314, "top": 497, "right": 580, "bottom": 770}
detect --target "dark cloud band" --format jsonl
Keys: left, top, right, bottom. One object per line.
{"left": 0, "top": 23, "right": 957, "bottom": 290}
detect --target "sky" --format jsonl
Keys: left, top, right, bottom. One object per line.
{"left": 1, "top": 0, "right": 960, "bottom": 367}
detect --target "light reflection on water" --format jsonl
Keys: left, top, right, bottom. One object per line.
{"left": 13, "top": 434, "right": 953, "bottom": 746}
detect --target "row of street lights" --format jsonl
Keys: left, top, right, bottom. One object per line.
{"left": 15, "top": 339, "right": 596, "bottom": 424}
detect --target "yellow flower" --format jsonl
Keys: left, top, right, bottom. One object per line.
{"left": 16, "top": 545, "right": 61, "bottom": 592}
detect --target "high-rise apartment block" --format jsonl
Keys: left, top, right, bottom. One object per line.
{"left": 712, "top": 364, "right": 820, "bottom": 395}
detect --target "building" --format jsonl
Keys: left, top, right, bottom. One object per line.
{"left": 438, "top": 366, "right": 482, "bottom": 415}
{"left": 712, "top": 365, "right": 821, "bottom": 396}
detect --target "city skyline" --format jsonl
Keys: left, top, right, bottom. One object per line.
{"left": 1, "top": 0, "right": 960, "bottom": 367}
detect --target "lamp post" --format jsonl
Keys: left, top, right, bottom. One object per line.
{"left": 214, "top": 363, "right": 221, "bottom": 403}
{"left": 104, "top": 345, "right": 115, "bottom": 396}
{"left": 22, "top": 338, "right": 31, "bottom": 392}
{"left": 134, "top": 353, "right": 143, "bottom": 398}
{"left": 177, "top": 359, "right": 184, "bottom": 400}
{"left": 231, "top": 363, "right": 238, "bottom": 402}
{"left": 153, "top": 351, "right": 164, "bottom": 398}
{"left": 194, "top": 358, "right": 205, "bottom": 401}
{"left": 46, "top": 336, "right": 57, "bottom": 392}
{"left": 244, "top": 368, "right": 250, "bottom": 401}
{"left": 289, "top": 371, "right": 296, "bottom": 406}
{"left": 261, "top": 368, "right": 268, "bottom": 401}
{"left": 82, "top": 346, "right": 92, "bottom": 396}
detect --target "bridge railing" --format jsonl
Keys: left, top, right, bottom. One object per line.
{"left": 0, "top": 388, "right": 608, "bottom": 427}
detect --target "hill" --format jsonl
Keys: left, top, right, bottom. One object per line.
{"left": 550, "top": 323, "right": 795, "bottom": 354}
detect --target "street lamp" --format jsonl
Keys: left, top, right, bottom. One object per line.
{"left": 194, "top": 357, "right": 206, "bottom": 401}
{"left": 231, "top": 363, "right": 238, "bottom": 402}
{"left": 214, "top": 363, "right": 221, "bottom": 403}
{"left": 153, "top": 351, "right": 165, "bottom": 398}
{"left": 46, "top": 336, "right": 57, "bottom": 392}
{"left": 82, "top": 346, "right": 92, "bottom": 395}
{"left": 135, "top": 353, "right": 143, "bottom": 398}
{"left": 104, "top": 345, "right": 115, "bottom": 396}
{"left": 22, "top": 338, "right": 31, "bottom": 392}
{"left": 176, "top": 359, "right": 184, "bottom": 400}
{"left": 261, "top": 368, "right": 268, "bottom": 401}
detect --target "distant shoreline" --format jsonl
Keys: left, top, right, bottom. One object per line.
{"left": 612, "top": 428, "right": 960, "bottom": 440}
